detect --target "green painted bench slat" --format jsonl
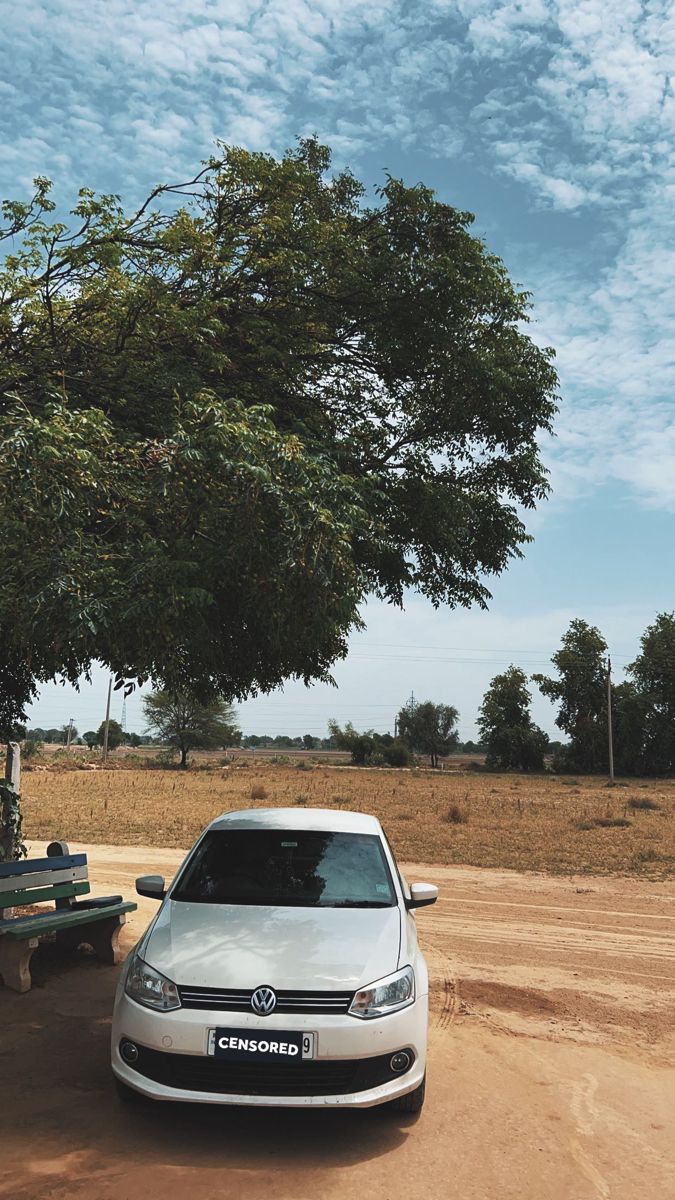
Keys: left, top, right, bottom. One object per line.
{"left": 0, "top": 848, "right": 138, "bottom": 992}
{"left": 0, "top": 880, "right": 90, "bottom": 909}
{"left": 0, "top": 900, "right": 136, "bottom": 939}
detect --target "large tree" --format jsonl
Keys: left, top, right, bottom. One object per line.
{"left": 478, "top": 666, "right": 548, "bottom": 771}
{"left": 96, "top": 718, "right": 125, "bottom": 752}
{"left": 142, "top": 690, "right": 239, "bottom": 768}
{"left": 397, "top": 700, "right": 459, "bottom": 768}
{"left": 627, "top": 613, "right": 675, "bottom": 775}
{"left": 533, "top": 620, "right": 608, "bottom": 773}
{"left": 0, "top": 139, "right": 557, "bottom": 733}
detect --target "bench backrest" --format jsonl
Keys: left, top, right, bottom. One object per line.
{"left": 0, "top": 854, "right": 90, "bottom": 909}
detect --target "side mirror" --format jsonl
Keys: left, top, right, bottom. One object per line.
{"left": 136, "top": 874, "right": 166, "bottom": 900}
{"left": 406, "top": 882, "right": 438, "bottom": 910}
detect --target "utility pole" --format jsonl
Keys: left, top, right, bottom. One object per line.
{"left": 102, "top": 676, "right": 113, "bottom": 763}
{"left": 606, "top": 657, "right": 614, "bottom": 785}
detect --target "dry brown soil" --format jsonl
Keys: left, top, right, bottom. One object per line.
{"left": 20, "top": 764, "right": 675, "bottom": 876}
{"left": 1, "top": 841, "right": 674, "bottom": 1200}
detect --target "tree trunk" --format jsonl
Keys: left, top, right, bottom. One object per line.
{"left": 180, "top": 746, "right": 188, "bottom": 769}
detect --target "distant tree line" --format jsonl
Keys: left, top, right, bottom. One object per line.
{"left": 327, "top": 611, "right": 675, "bottom": 776}
{"left": 532, "top": 612, "right": 675, "bottom": 776}
{"left": 18, "top": 611, "right": 675, "bottom": 776}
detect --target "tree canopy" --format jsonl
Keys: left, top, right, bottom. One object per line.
{"left": 0, "top": 138, "right": 558, "bottom": 724}
{"left": 327, "top": 720, "right": 411, "bottom": 767}
{"left": 627, "top": 613, "right": 675, "bottom": 775}
{"left": 533, "top": 620, "right": 608, "bottom": 773}
{"left": 397, "top": 700, "right": 459, "bottom": 768}
{"left": 478, "top": 666, "right": 548, "bottom": 771}
{"left": 142, "top": 690, "right": 239, "bottom": 767}
{"left": 96, "top": 718, "right": 125, "bottom": 751}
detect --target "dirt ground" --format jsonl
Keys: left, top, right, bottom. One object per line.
{"left": 1, "top": 841, "right": 674, "bottom": 1200}
{"left": 20, "top": 764, "right": 675, "bottom": 876}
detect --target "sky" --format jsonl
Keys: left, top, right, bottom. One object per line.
{"left": 2, "top": 0, "right": 674, "bottom": 740}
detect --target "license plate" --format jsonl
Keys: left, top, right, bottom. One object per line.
{"left": 207, "top": 1028, "right": 316, "bottom": 1061}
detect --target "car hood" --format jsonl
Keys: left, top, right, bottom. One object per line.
{"left": 140, "top": 900, "right": 402, "bottom": 990}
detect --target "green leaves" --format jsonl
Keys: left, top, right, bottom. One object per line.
{"left": 533, "top": 620, "right": 608, "bottom": 773}
{"left": 0, "top": 139, "right": 558, "bottom": 719}
{"left": 142, "top": 689, "right": 239, "bottom": 766}
{"left": 397, "top": 700, "right": 460, "bottom": 768}
{"left": 478, "top": 667, "right": 548, "bottom": 772}
{"left": 0, "top": 391, "right": 367, "bottom": 705}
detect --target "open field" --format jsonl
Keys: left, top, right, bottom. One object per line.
{"left": 1, "top": 841, "right": 674, "bottom": 1200}
{"left": 20, "top": 764, "right": 675, "bottom": 877}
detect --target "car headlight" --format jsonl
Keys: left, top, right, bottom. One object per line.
{"left": 349, "top": 965, "right": 415, "bottom": 1019}
{"left": 124, "top": 953, "right": 181, "bottom": 1012}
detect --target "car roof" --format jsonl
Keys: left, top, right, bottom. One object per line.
{"left": 207, "top": 807, "right": 383, "bottom": 835}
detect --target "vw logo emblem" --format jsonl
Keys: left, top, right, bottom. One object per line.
{"left": 251, "top": 986, "right": 277, "bottom": 1016}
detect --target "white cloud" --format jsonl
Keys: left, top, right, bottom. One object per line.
{"left": 1, "top": 0, "right": 674, "bottom": 523}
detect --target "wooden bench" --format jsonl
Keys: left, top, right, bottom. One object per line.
{"left": 0, "top": 847, "right": 137, "bottom": 993}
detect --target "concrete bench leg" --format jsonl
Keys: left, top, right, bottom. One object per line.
{"left": 55, "top": 913, "right": 127, "bottom": 965}
{"left": 0, "top": 937, "right": 39, "bottom": 993}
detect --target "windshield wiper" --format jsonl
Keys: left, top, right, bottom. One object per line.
{"left": 329, "top": 900, "right": 392, "bottom": 908}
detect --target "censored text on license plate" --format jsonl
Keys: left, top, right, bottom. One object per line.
{"left": 207, "top": 1028, "right": 316, "bottom": 1061}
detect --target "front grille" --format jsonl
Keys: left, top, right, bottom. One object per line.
{"left": 178, "top": 986, "right": 353, "bottom": 1015}
{"left": 130, "top": 1045, "right": 414, "bottom": 1097}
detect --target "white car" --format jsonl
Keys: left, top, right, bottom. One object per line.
{"left": 111, "top": 807, "right": 437, "bottom": 1112}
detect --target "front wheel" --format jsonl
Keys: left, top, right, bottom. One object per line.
{"left": 386, "top": 1074, "right": 426, "bottom": 1114}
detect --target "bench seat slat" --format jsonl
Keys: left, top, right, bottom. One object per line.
{"left": 0, "top": 880, "right": 90, "bottom": 909}
{"left": 0, "top": 854, "right": 87, "bottom": 879}
{"left": 0, "top": 901, "right": 136, "bottom": 939}
{"left": 0, "top": 865, "right": 88, "bottom": 894}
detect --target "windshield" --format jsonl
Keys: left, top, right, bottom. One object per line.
{"left": 171, "top": 829, "right": 396, "bottom": 908}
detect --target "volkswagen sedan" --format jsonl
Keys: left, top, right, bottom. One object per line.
{"left": 111, "top": 807, "right": 437, "bottom": 1111}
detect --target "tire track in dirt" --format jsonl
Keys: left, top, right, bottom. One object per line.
{"left": 413, "top": 864, "right": 675, "bottom": 1047}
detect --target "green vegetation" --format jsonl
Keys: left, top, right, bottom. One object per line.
{"left": 478, "top": 667, "right": 548, "bottom": 771}
{"left": 327, "top": 721, "right": 412, "bottom": 767}
{"left": 0, "top": 139, "right": 557, "bottom": 734}
{"left": 96, "top": 719, "right": 125, "bottom": 752}
{"left": 533, "top": 620, "right": 608, "bottom": 773}
{"left": 397, "top": 700, "right": 460, "bottom": 769}
{"left": 534, "top": 612, "right": 675, "bottom": 776}
{"left": 142, "top": 690, "right": 239, "bottom": 768}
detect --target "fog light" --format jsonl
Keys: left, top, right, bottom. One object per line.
{"left": 120, "top": 1039, "right": 139, "bottom": 1064}
{"left": 390, "top": 1050, "right": 412, "bottom": 1074}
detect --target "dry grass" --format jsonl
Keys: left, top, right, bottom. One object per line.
{"left": 19, "top": 765, "right": 675, "bottom": 878}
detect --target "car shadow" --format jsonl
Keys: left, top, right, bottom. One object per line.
{"left": 1, "top": 950, "right": 417, "bottom": 1183}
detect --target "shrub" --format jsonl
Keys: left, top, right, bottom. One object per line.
{"left": 628, "top": 796, "right": 661, "bottom": 811}
{"left": 250, "top": 784, "right": 268, "bottom": 800}
{"left": 576, "top": 816, "right": 632, "bottom": 830}
{"left": 21, "top": 739, "right": 42, "bottom": 760}
{"left": 383, "top": 740, "right": 412, "bottom": 768}
{"left": 446, "top": 804, "right": 468, "bottom": 824}
{"left": 631, "top": 848, "right": 660, "bottom": 864}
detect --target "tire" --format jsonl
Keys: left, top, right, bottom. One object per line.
{"left": 114, "top": 1076, "right": 148, "bottom": 1105}
{"left": 386, "top": 1074, "right": 426, "bottom": 1114}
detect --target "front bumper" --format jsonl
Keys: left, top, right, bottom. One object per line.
{"left": 111, "top": 990, "right": 427, "bottom": 1108}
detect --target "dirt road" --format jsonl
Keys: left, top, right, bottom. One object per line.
{"left": 1, "top": 843, "right": 674, "bottom": 1200}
